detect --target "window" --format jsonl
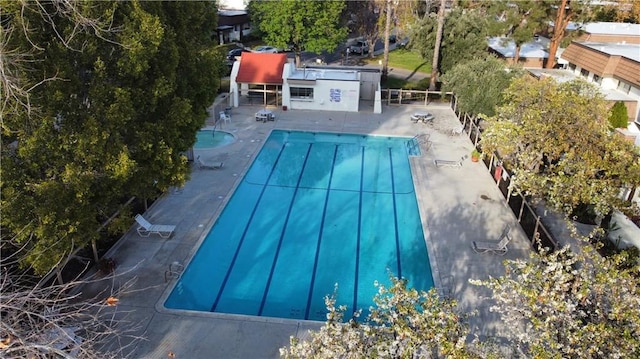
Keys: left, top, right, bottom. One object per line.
{"left": 593, "top": 74, "right": 602, "bottom": 85}
{"left": 617, "top": 80, "right": 631, "bottom": 94}
{"left": 580, "top": 68, "right": 589, "bottom": 78}
{"left": 568, "top": 64, "right": 576, "bottom": 72}
{"left": 290, "top": 87, "right": 313, "bottom": 99}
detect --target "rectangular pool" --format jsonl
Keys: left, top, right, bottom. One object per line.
{"left": 165, "top": 130, "right": 433, "bottom": 321}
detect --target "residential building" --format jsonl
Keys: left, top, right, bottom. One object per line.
{"left": 217, "top": 9, "right": 251, "bottom": 44}
{"left": 488, "top": 36, "right": 552, "bottom": 68}
{"left": 560, "top": 41, "right": 640, "bottom": 126}
{"left": 567, "top": 21, "right": 640, "bottom": 45}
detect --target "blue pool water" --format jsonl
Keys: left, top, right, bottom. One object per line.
{"left": 165, "top": 130, "right": 433, "bottom": 321}
{"left": 194, "top": 130, "right": 235, "bottom": 149}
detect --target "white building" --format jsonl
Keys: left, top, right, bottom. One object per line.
{"left": 229, "top": 52, "right": 382, "bottom": 113}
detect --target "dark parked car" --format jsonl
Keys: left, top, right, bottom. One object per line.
{"left": 227, "top": 48, "right": 250, "bottom": 62}
{"left": 348, "top": 40, "right": 369, "bottom": 55}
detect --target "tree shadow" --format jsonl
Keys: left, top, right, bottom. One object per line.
{"left": 405, "top": 61, "right": 430, "bottom": 81}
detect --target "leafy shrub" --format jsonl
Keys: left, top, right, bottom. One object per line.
{"left": 609, "top": 101, "right": 629, "bottom": 128}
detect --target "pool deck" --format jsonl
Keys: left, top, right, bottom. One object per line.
{"left": 83, "top": 99, "right": 533, "bottom": 358}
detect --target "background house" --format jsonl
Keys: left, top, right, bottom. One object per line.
{"left": 217, "top": 9, "right": 251, "bottom": 44}
{"left": 560, "top": 41, "right": 640, "bottom": 126}
{"left": 488, "top": 36, "right": 551, "bottom": 68}
{"left": 568, "top": 21, "right": 640, "bottom": 45}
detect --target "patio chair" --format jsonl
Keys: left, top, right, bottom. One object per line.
{"left": 196, "top": 156, "right": 224, "bottom": 170}
{"left": 219, "top": 111, "right": 231, "bottom": 125}
{"left": 472, "top": 225, "right": 512, "bottom": 255}
{"left": 134, "top": 214, "right": 176, "bottom": 239}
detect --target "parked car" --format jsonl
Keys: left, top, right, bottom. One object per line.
{"left": 227, "top": 48, "right": 250, "bottom": 62}
{"left": 398, "top": 37, "right": 410, "bottom": 48}
{"left": 253, "top": 45, "right": 279, "bottom": 53}
{"left": 348, "top": 40, "right": 369, "bottom": 55}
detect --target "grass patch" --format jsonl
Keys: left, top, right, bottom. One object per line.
{"left": 382, "top": 75, "right": 431, "bottom": 90}
{"left": 366, "top": 49, "right": 431, "bottom": 74}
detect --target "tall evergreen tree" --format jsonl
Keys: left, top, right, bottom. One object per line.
{"left": 410, "top": 7, "right": 491, "bottom": 76}
{"left": 609, "top": 101, "right": 629, "bottom": 129}
{"left": 488, "top": 0, "right": 548, "bottom": 64}
{"left": 441, "top": 56, "right": 524, "bottom": 117}
{"left": 1, "top": 1, "right": 219, "bottom": 274}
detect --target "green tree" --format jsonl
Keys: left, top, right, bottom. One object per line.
{"left": 248, "top": 0, "right": 348, "bottom": 67}
{"left": 481, "top": 76, "right": 640, "bottom": 217}
{"left": 410, "top": 7, "right": 492, "bottom": 77}
{"left": 1, "top": 1, "right": 219, "bottom": 274}
{"left": 473, "top": 245, "right": 640, "bottom": 358}
{"left": 441, "top": 56, "right": 524, "bottom": 118}
{"left": 280, "top": 276, "right": 482, "bottom": 358}
{"left": 609, "top": 101, "right": 629, "bottom": 129}
{"left": 487, "top": 0, "right": 548, "bottom": 63}
{"left": 345, "top": 0, "right": 383, "bottom": 59}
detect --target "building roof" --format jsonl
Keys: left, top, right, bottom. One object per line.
{"left": 288, "top": 67, "right": 359, "bottom": 81}
{"left": 580, "top": 42, "right": 640, "bottom": 62}
{"left": 561, "top": 41, "right": 640, "bottom": 86}
{"left": 567, "top": 22, "right": 640, "bottom": 36}
{"left": 488, "top": 37, "right": 549, "bottom": 59}
{"left": 218, "top": 10, "right": 249, "bottom": 27}
{"left": 527, "top": 68, "right": 638, "bottom": 102}
{"left": 236, "top": 53, "right": 288, "bottom": 84}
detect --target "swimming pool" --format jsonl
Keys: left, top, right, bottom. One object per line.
{"left": 165, "top": 130, "right": 433, "bottom": 321}
{"left": 194, "top": 130, "right": 235, "bottom": 149}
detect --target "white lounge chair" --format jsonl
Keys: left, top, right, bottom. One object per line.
{"left": 434, "top": 156, "right": 464, "bottom": 168}
{"left": 472, "top": 225, "right": 512, "bottom": 255}
{"left": 134, "top": 214, "right": 176, "bottom": 238}
{"left": 196, "top": 156, "right": 224, "bottom": 170}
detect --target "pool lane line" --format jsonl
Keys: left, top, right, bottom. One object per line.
{"left": 243, "top": 179, "right": 414, "bottom": 195}
{"left": 258, "top": 143, "right": 313, "bottom": 316}
{"left": 389, "top": 148, "right": 402, "bottom": 278}
{"left": 210, "top": 142, "right": 287, "bottom": 313}
{"left": 304, "top": 145, "right": 339, "bottom": 320}
{"left": 352, "top": 146, "right": 365, "bottom": 317}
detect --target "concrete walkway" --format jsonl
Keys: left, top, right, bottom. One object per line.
{"left": 82, "top": 99, "right": 531, "bottom": 358}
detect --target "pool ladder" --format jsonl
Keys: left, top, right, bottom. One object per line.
{"left": 165, "top": 261, "right": 184, "bottom": 282}
{"left": 407, "top": 133, "right": 431, "bottom": 156}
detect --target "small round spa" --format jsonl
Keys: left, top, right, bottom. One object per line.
{"left": 194, "top": 130, "right": 235, "bottom": 149}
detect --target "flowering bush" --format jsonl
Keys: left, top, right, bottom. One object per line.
{"left": 473, "top": 245, "right": 640, "bottom": 358}
{"left": 280, "top": 276, "right": 482, "bottom": 359}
